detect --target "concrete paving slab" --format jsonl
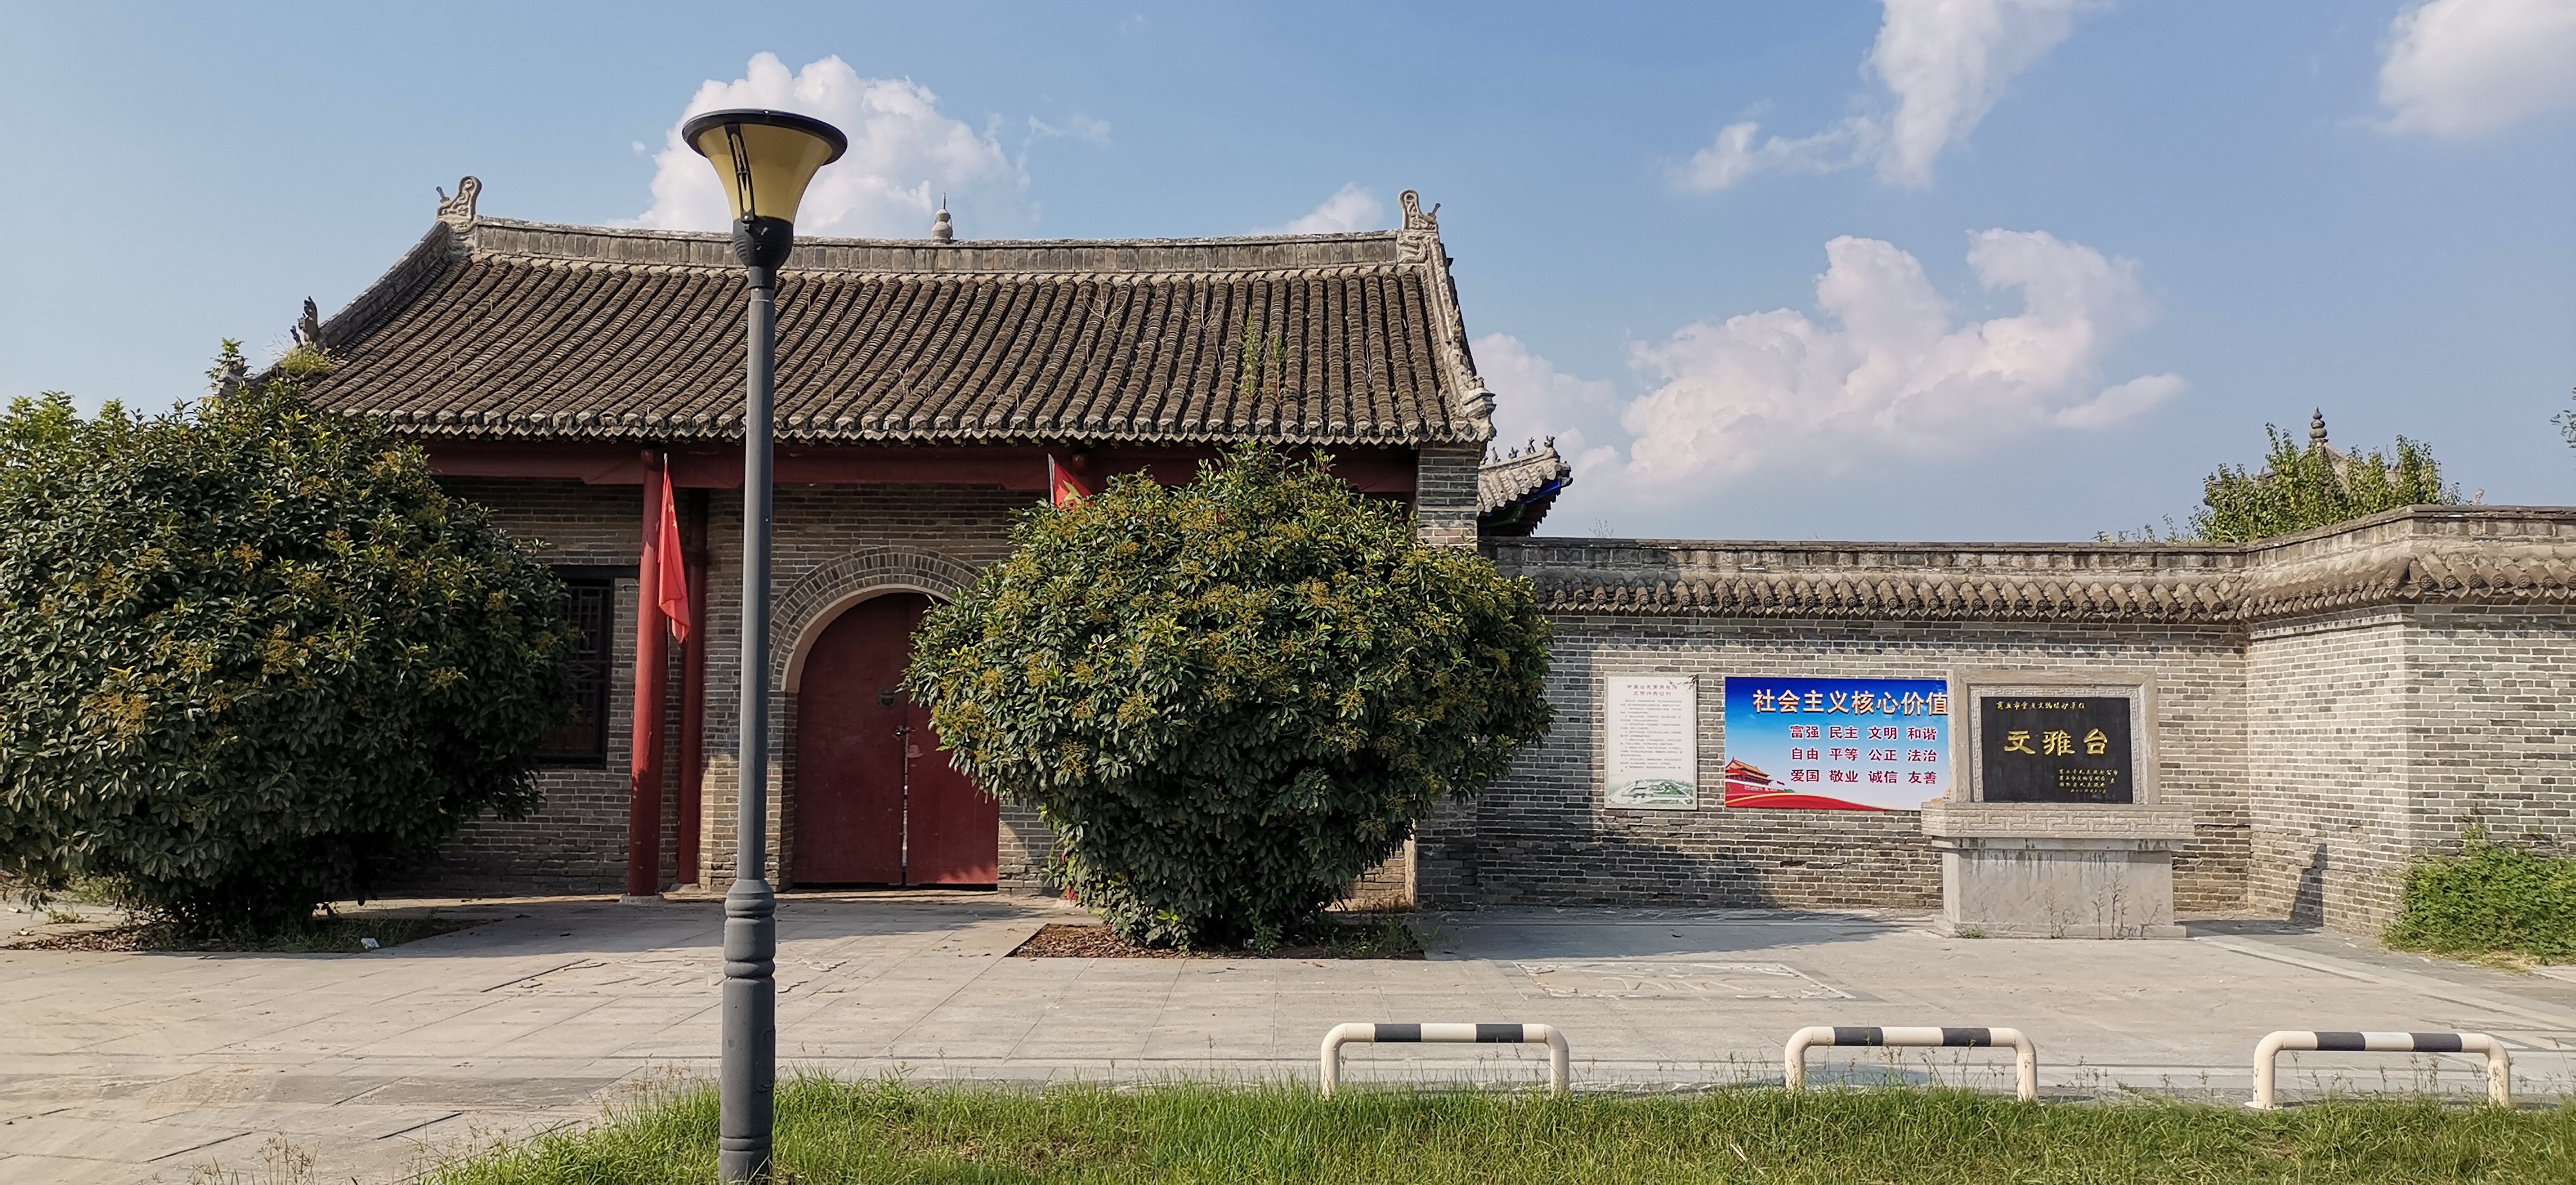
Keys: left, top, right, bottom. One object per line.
{"left": 0, "top": 1112, "right": 245, "bottom": 1162}
{"left": 0, "top": 1152, "right": 161, "bottom": 1185}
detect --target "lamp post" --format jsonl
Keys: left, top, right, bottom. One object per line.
{"left": 681, "top": 106, "right": 846, "bottom": 1185}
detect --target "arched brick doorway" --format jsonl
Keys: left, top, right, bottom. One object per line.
{"left": 791, "top": 592, "right": 998, "bottom": 886}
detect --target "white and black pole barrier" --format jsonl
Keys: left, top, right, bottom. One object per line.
{"left": 2249, "top": 1030, "right": 2511, "bottom": 1110}
{"left": 1784, "top": 1026, "right": 2038, "bottom": 1102}
{"left": 1320, "top": 1023, "right": 1570, "bottom": 1099}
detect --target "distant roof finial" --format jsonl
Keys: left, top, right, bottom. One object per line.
{"left": 436, "top": 176, "right": 482, "bottom": 232}
{"left": 2310, "top": 408, "right": 2328, "bottom": 449}
{"left": 294, "top": 298, "right": 323, "bottom": 350}
{"left": 1399, "top": 189, "right": 1437, "bottom": 232}
{"left": 933, "top": 196, "right": 953, "bottom": 244}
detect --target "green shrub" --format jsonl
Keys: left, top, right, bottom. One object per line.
{"left": 906, "top": 445, "right": 1552, "bottom": 948}
{"left": 0, "top": 346, "right": 572, "bottom": 933}
{"left": 2383, "top": 833, "right": 2576, "bottom": 962}
{"left": 2105, "top": 421, "right": 2458, "bottom": 543}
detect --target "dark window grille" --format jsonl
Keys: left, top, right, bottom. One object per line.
{"left": 536, "top": 576, "right": 614, "bottom": 764}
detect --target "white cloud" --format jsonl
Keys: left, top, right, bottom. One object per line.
{"left": 1678, "top": 0, "right": 2087, "bottom": 191}
{"left": 1562, "top": 230, "right": 2177, "bottom": 499}
{"left": 1479, "top": 332, "right": 1620, "bottom": 459}
{"left": 1028, "top": 115, "right": 1113, "bottom": 145}
{"left": 1680, "top": 120, "right": 1859, "bottom": 191}
{"left": 1260, "top": 184, "right": 1387, "bottom": 234}
{"left": 2379, "top": 0, "right": 2576, "bottom": 138}
{"left": 634, "top": 53, "right": 1025, "bottom": 238}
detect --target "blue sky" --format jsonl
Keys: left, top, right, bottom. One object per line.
{"left": 4, "top": 1, "right": 2570, "bottom": 540}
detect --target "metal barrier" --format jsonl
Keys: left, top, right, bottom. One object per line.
{"left": 1785, "top": 1025, "right": 2038, "bottom": 1102}
{"left": 2249, "top": 1030, "right": 2512, "bottom": 1110}
{"left": 1319, "top": 1023, "right": 1569, "bottom": 1098}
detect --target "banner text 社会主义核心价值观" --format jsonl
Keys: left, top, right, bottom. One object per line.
{"left": 1719, "top": 677, "right": 1949, "bottom": 811}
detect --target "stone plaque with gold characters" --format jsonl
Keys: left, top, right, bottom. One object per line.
{"left": 1975, "top": 696, "right": 2133, "bottom": 804}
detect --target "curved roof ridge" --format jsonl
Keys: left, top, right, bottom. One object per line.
{"left": 469, "top": 217, "right": 1408, "bottom": 274}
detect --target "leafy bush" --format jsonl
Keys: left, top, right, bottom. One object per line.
{"left": 0, "top": 346, "right": 572, "bottom": 933}
{"left": 906, "top": 446, "right": 1551, "bottom": 948}
{"left": 2383, "top": 834, "right": 2576, "bottom": 962}
{"left": 2107, "top": 421, "right": 2458, "bottom": 543}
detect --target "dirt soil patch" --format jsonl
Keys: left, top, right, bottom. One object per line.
{"left": 11, "top": 913, "right": 485, "bottom": 954}
{"left": 1010, "top": 920, "right": 1423, "bottom": 960}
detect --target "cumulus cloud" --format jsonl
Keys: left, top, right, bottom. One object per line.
{"left": 634, "top": 53, "right": 1025, "bottom": 238}
{"left": 1520, "top": 231, "right": 2177, "bottom": 505}
{"left": 2379, "top": 0, "right": 2576, "bottom": 138}
{"left": 1260, "top": 184, "right": 1387, "bottom": 234}
{"left": 1479, "top": 332, "right": 1620, "bottom": 460}
{"left": 1679, "top": 0, "right": 2087, "bottom": 191}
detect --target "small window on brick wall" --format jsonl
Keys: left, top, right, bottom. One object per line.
{"left": 536, "top": 574, "right": 615, "bottom": 765}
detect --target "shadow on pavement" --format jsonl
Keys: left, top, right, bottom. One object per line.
{"left": 1426, "top": 908, "right": 1917, "bottom": 960}
{"left": 109, "top": 890, "right": 1065, "bottom": 965}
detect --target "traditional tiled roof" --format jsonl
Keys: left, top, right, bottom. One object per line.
{"left": 1491, "top": 507, "right": 2576, "bottom": 624}
{"left": 301, "top": 183, "right": 1495, "bottom": 448}
{"left": 1477, "top": 439, "right": 1571, "bottom": 536}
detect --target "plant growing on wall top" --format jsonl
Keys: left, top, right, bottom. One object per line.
{"left": 905, "top": 444, "right": 1553, "bottom": 948}
{"left": 0, "top": 343, "right": 573, "bottom": 934}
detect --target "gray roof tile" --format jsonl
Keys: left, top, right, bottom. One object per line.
{"left": 305, "top": 200, "right": 1496, "bottom": 448}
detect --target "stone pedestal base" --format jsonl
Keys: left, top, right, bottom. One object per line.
{"left": 1921, "top": 802, "right": 2195, "bottom": 940}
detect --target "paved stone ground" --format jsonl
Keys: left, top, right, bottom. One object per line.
{"left": 6, "top": 893, "right": 2575, "bottom": 1184}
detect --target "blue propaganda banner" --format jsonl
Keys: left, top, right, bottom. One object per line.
{"left": 1720, "top": 677, "right": 1950, "bottom": 811}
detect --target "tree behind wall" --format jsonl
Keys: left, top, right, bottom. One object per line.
{"left": 0, "top": 346, "right": 573, "bottom": 933}
{"left": 905, "top": 445, "right": 1553, "bottom": 949}
{"left": 2113, "top": 412, "right": 2460, "bottom": 543}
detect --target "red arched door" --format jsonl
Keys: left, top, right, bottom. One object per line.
{"left": 792, "top": 593, "right": 999, "bottom": 886}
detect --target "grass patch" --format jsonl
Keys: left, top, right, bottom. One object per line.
{"left": 2384, "top": 835, "right": 2576, "bottom": 964}
{"left": 423, "top": 1077, "right": 2576, "bottom": 1184}
{"left": 19, "top": 911, "right": 480, "bottom": 953}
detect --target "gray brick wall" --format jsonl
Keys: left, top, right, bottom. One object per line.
{"left": 401, "top": 474, "right": 2576, "bottom": 943}
{"left": 387, "top": 479, "right": 642, "bottom": 895}
{"left": 2244, "top": 603, "right": 2576, "bottom": 931}
{"left": 1415, "top": 443, "right": 1483, "bottom": 548}
{"left": 1421, "top": 614, "right": 2248, "bottom": 913}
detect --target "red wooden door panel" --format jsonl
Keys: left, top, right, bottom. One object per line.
{"left": 791, "top": 592, "right": 999, "bottom": 887}
{"left": 791, "top": 594, "right": 912, "bottom": 884}
{"left": 902, "top": 697, "right": 999, "bottom": 884}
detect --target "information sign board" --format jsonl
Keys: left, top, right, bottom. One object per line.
{"left": 1604, "top": 676, "right": 1699, "bottom": 810}
{"left": 1975, "top": 696, "right": 2135, "bottom": 803}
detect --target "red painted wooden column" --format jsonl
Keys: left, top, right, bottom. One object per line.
{"left": 675, "top": 489, "right": 710, "bottom": 884}
{"left": 625, "top": 454, "right": 670, "bottom": 898}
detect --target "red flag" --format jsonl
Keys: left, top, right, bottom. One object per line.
{"left": 658, "top": 466, "right": 690, "bottom": 643}
{"left": 1048, "top": 453, "right": 1094, "bottom": 508}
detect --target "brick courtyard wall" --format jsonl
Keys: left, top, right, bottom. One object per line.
{"left": 402, "top": 472, "right": 2576, "bottom": 940}
{"left": 2235, "top": 511, "right": 2576, "bottom": 932}
{"left": 2241, "top": 607, "right": 2412, "bottom": 927}
{"left": 1433, "top": 509, "right": 2576, "bottom": 936}
{"left": 1423, "top": 605, "right": 2246, "bottom": 913}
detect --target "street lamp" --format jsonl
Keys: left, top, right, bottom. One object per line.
{"left": 682, "top": 106, "right": 846, "bottom": 1185}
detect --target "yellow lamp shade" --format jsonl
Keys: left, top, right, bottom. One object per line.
{"left": 681, "top": 109, "right": 849, "bottom": 227}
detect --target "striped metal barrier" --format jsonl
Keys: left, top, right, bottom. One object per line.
{"left": 1785, "top": 1025, "right": 2038, "bottom": 1102}
{"left": 2250, "top": 1030, "right": 2512, "bottom": 1110}
{"left": 1319, "top": 1023, "right": 1569, "bottom": 1099}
